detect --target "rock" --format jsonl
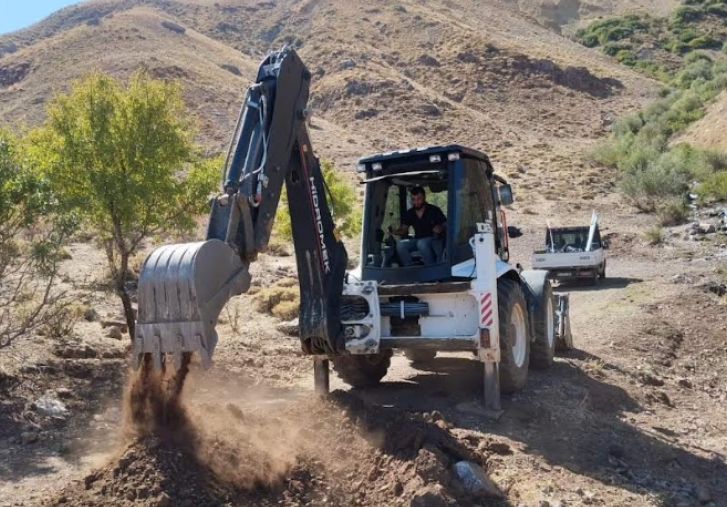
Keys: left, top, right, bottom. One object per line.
{"left": 672, "top": 274, "right": 694, "bottom": 284}
{"left": 678, "top": 378, "right": 693, "bottom": 389}
{"left": 155, "top": 494, "right": 173, "bottom": 507}
{"left": 452, "top": 461, "right": 504, "bottom": 498}
{"left": 639, "top": 371, "right": 664, "bottom": 387}
{"left": 21, "top": 431, "right": 39, "bottom": 444}
{"left": 55, "top": 387, "right": 73, "bottom": 399}
{"left": 83, "top": 473, "right": 98, "bottom": 490}
{"left": 276, "top": 319, "right": 299, "bottom": 336}
{"left": 220, "top": 64, "right": 241, "bottom": 76}
{"left": 106, "top": 326, "right": 123, "bottom": 340}
{"left": 415, "top": 447, "right": 450, "bottom": 485}
{"left": 55, "top": 344, "right": 98, "bottom": 359}
{"left": 83, "top": 307, "right": 99, "bottom": 322}
{"left": 33, "top": 397, "right": 69, "bottom": 418}
{"left": 703, "top": 282, "right": 727, "bottom": 297}
{"left": 101, "top": 319, "right": 128, "bottom": 332}
{"left": 393, "top": 479, "right": 404, "bottom": 496}
{"left": 161, "top": 21, "right": 186, "bottom": 34}
{"left": 696, "top": 483, "right": 712, "bottom": 503}
{"left": 538, "top": 501, "right": 550, "bottom": 507}
{"left": 417, "top": 54, "right": 441, "bottom": 67}
{"left": 340, "top": 58, "right": 356, "bottom": 70}
{"left": 409, "top": 484, "right": 454, "bottom": 507}
{"left": 487, "top": 441, "right": 513, "bottom": 455}
{"left": 417, "top": 103, "right": 441, "bottom": 117}
{"left": 354, "top": 109, "right": 378, "bottom": 120}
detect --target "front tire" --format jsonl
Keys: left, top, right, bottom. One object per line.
{"left": 498, "top": 279, "right": 530, "bottom": 393}
{"left": 529, "top": 279, "right": 556, "bottom": 369}
{"left": 331, "top": 351, "right": 392, "bottom": 388}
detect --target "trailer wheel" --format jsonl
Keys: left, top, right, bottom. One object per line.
{"left": 404, "top": 350, "right": 437, "bottom": 365}
{"left": 529, "top": 278, "right": 556, "bottom": 369}
{"left": 331, "top": 350, "right": 392, "bottom": 388}
{"left": 498, "top": 279, "right": 530, "bottom": 393}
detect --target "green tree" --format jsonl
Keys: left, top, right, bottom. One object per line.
{"left": 274, "top": 160, "right": 362, "bottom": 241}
{"left": 0, "top": 129, "right": 75, "bottom": 349}
{"left": 30, "top": 72, "right": 218, "bottom": 340}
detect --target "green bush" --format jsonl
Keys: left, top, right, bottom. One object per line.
{"left": 677, "top": 28, "right": 700, "bottom": 42}
{"left": 688, "top": 35, "right": 721, "bottom": 49}
{"left": 697, "top": 172, "right": 727, "bottom": 201}
{"left": 274, "top": 160, "right": 362, "bottom": 242}
{"left": 577, "top": 15, "right": 648, "bottom": 47}
{"left": 706, "top": 4, "right": 727, "bottom": 16}
{"left": 672, "top": 5, "right": 705, "bottom": 25}
{"left": 644, "top": 226, "right": 665, "bottom": 245}
{"left": 684, "top": 51, "right": 713, "bottom": 64}
{"left": 657, "top": 198, "right": 691, "bottom": 226}
{"left": 723, "top": 41, "right": 727, "bottom": 53}
{"left": 674, "top": 59, "right": 713, "bottom": 88}
{"left": 616, "top": 49, "right": 638, "bottom": 65}
{"left": 619, "top": 144, "right": 713, "bottom": 211}
{"left": 603, "top": 41, "right": 633, "bottom": 56}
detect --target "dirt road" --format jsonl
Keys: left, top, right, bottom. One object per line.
{"left": 1, "top": 207, "right": 726, "bottom": 507}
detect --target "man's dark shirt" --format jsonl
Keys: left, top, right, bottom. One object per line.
{"left": 403, "top": 203, "right": 446, "bottom": 239}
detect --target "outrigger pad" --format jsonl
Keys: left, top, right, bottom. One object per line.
{"left": 133, "top": 240, "right": 251, "bottom": 370}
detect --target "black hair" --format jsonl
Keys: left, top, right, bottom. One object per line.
{"left": 410, "top": 185, "right": 426, "bottom": 197}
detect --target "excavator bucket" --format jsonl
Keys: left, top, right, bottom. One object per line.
{"left": 132, "top": 240, "right": 251, "bottom": 371}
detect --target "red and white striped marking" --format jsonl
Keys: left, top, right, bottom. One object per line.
{"left": 480, "top": 293, "right": 493, "bottom": 327}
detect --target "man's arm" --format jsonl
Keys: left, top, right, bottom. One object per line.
{"left": 432, "top": 206, "right": 446, "bottom": 235}
{"left": 389, "top": 210, "right": 411, "bottom": 236}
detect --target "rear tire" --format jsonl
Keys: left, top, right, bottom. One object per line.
{"left": 331, "top": 351, "right": 392, "bottom": 388}
{"left": 497, "top": 279, "right": 530, "bottom": 393}
{"left": 529, "top": 279, "right": 556, "bottom": 369}
{"left": 404, "top": 350, "right": 437, "bottom": 364}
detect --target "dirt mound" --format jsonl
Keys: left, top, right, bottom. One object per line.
{"left": 42, "top": 386, "right": 491, "bottom": 507}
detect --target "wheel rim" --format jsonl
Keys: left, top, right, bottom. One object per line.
{"left": 546, "top": 295, "right": 555, "bottom": 349}
{"left": 511, "top": 303, "right": 527, "bottom": 368}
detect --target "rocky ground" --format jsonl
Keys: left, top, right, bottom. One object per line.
{"left": 1, "top": 199, "right": 726, "bottom": 507}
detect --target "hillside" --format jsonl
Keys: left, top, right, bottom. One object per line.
{"left": 679, "top": 90, "right": 727, "bottom": 151}
{"left": 0, "top": 0, "right": 662, "bottom": 212}
{"left": 505, "top": 0, "right": 680, "bottom": 32}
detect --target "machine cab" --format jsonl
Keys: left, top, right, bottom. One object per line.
{"left": 356, "top": 145, "right": 513, "bottom": 285}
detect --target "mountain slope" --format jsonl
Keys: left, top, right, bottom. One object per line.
{"left": 0, "top": 0, "right": 661, "bottom": 207}
{"left": 678, "top": 90, "right": 727, "bottom": 152}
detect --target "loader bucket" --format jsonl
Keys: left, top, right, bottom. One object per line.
{"left": 133, "top": 240, "right": 251, "bottom": 371}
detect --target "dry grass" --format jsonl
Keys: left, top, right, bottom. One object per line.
{"left": 253, "top": 284, "right": 299, "bottom": 321}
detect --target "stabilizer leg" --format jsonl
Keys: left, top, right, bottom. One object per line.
{"left": 313, "top": 359, "right": 330, "bottom": 396}
{"left": 483, "top": 361, "right": 503, "bottom": 420}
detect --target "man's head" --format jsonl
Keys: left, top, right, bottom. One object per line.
{"left": 410, "top": 186, "right": 426, "bottom": 210}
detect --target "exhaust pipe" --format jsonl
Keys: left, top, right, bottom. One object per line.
{"left": 132, "top": 240, "right": 251, "bottom": 371}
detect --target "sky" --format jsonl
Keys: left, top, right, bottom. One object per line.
{"left": 0, "top": 1, "right": 81, "bottom": 35}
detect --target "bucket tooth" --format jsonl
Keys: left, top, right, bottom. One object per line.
{"left": 133, "top": 240, "right": 251, "bottom": 370}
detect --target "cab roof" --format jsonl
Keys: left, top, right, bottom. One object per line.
{"left": 358, "top": 144, "right": 491, "bottom": 165}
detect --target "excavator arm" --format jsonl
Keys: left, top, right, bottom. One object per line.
{"left": 133, "top": 48, "right": 348, "bottom": 370}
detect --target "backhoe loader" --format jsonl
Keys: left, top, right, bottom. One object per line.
{"left": 133, "top": 47, "right": 569, "bottom": 414}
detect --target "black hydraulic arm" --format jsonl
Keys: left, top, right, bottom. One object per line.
{"left": 206, "top": 47, "right": 348, "bottom": 355}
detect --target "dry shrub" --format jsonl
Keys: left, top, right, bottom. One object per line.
{"left": 38, "top": 302, "right": 84, "bottom": 338}
{"left": 644, "top": 225, "right": 665, "bottom": 245}
{"left": 271, "top": 300, "right": 299, "bottom": 321}
{"left": 253, "top": 285, "right": 299, "bottom": 319}
{"left": 276, "top": 277, "right": 298, "bottom": 288}
{"left": 267, "top": 236, "right": 292, "bottom": 257}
